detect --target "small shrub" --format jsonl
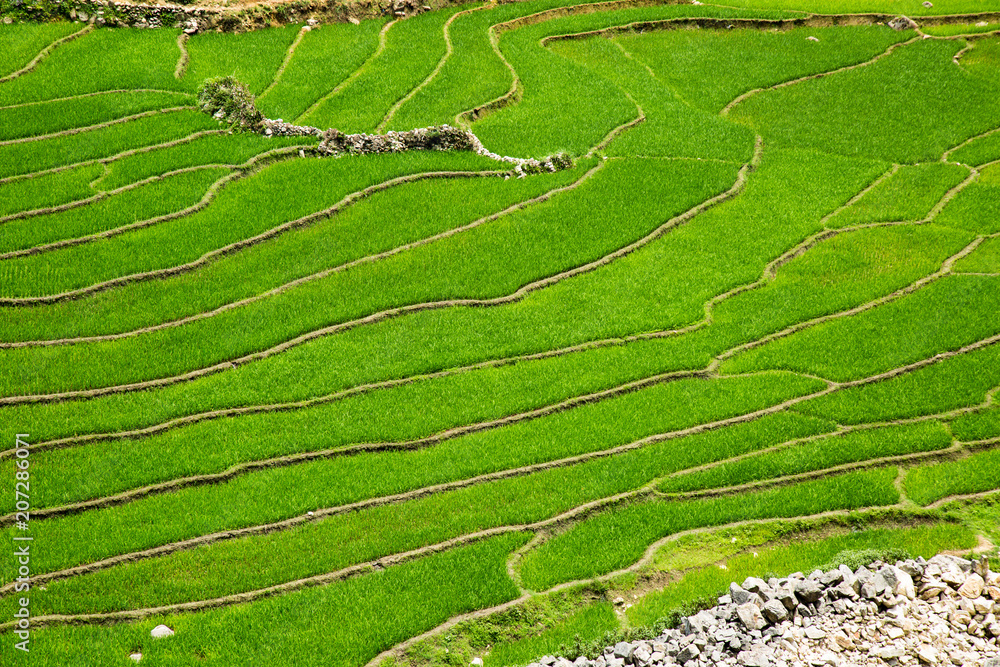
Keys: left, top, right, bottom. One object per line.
{"left": 197, "top": 76, "right": 263, "bottom": 131}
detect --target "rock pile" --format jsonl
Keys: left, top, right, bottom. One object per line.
{"left": 196, "top": 76, "right": 574, "bottom": 173}
{"left": 525, "top": 554, "right": 1000, "bottom": 667}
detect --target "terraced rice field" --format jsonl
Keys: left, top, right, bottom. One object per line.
{"left": 2, "top": 0, "right": 1000, "bottom": 664}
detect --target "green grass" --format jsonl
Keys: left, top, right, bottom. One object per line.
{"left": 474, "top": 5, "right": 794, "bottom": 158}
{"left": 953, "top": 235, "right": 1000, "bottom": 274}
{"left": 796, "top": 342, "right": 1000, "bottom": 424}
{"left": 0, "top": 167, "right": 230, "bottom": 255}
{"left": 518, "top": 468, "right": 901, "bottom": 591}
{"left": 949, "top": 129, "right": 1000, "bottom": 166}
{"left": 300, "top": 8, "right": 460, "bottom": 132}
{"left": 950, "top": 405, "right": 1000, "bottom": 443}
{"left": 935, "top": 163, "right": 1000, "bottom": 234}
{"left": 255, "top": 20, "right": 386, "bottom": 122}
{"left": 617, "top": 25, "right": 908, "bottom": 115}
{"left": 0, "top": 158, "right": 736, "bottom": 395}
{"left": 17, "top": 369, "right": 828, "bottom": 513}
{"left": 961, "top": 36, "right": 1000, "bottom": 88}
{"left": 0, "top": 108, "right": 218, "bottom": 179}
{"left": 3, "top": 159, "right": 585, "bottom": 340}
{"left": 660, "top": 420, "right": 951, "bottom": 493}
{"left": 923, "top": 23, "right": 1000, "bottom": 37}
{"left": 4, "top": 9, "right": 1000, "bottom": 666}
{"left": 709, "top": 223, "right": 973, "bottom": 350}
{"left": 549, "top": 36, "right": 755, "bottom": 162}
{"left": 627, "top": 520, "right": 976, "bottom": 628}
{"left": 0, "top": 162, "right": 103, "bottom": 217}
{"left": 386, "top": 0, "right": 572, "bottom": 131}
{"left": 0, "top": 26, "right": 185, "bottom": 105}
{"left": 0, "top": 146, "right": 882, "bottom": 442}
{"left": 0, "top": 21, "right": 80, "bottom": 77}
{"left": 95, "top": 131, "right": 315, "bottom": 189}
{"left": 722, "top": 275, "right": 1000, "bottom": 382}
{"left": 731, "top": 39, "right": 1000, "bottom": 163}
{"left": 826, "top": 162, "right": 970, "bottom": 226}
{"left": 0, "top": 150, "right": 500, "bottom": 301}
{"left": 0, "top": 533, "right": 528, "bottom": 667}
{"left": 182, "top": 24, "right": 302, "bottom": 95}
{"left": 484, "top": 603, "right": 618, "bottom": 666}
{"left": 905, "top": 447, "right": 1000, "bottom": 506}
{"left": 0, "top": 89, "right": 193, "bottom": 141}
{"left": 0, "top": 378, "right": 825, "bottom": 579}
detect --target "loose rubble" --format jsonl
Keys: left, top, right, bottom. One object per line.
{"left": 197, "top": 76, "right": 573, "bottom": 175}
{"left": 522, "top": 554, "right": 1000, "bottom": 667}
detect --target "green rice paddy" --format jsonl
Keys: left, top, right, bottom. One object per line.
{"left": 1, "top": 1, "right": 999, "bottom": 664}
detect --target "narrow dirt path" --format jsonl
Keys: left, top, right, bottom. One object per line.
{"left": 0, "top": 24, "right": 93, "bottom": 85}
{"left": 294, "top": 19, "right": 396, "bottom": 125}
{"left": 174, "top": 33, "right": 189, "bottom": 80}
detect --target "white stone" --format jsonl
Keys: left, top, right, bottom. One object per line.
{"left": 959, "top": 574, "right": 985, "bottom": 599}
{"left": 129, "top": 654, "right": 142, "bottom": 663}
{"left": 150, "top": 624, "right": 174, "bottom": 638}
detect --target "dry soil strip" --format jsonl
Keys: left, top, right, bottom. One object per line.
{"left": 0, "top": 128, "right": 226, "bottom": 185}
{"left": 377, "top": 7, "right": 484, "bottom": 133}
{"left": 720, "top": 36, "right": 920, "bottom": 117}
{"left": 174, "top": 33, "right": 189, "bottom": 80}
{"left": 0, "top": 106, "right": 196, "bottom": 147}
{"left": 0, "top": 147, "right": 308, "bottom": 261}
{"left": 294, "top": 19, "right": 397, "bottom": 125}
{"left": 11, "top": 334, "right": 999, "bottom": 591}
{"left": 0, "top": 24, "right": 93, "bottom": 84}
{"left": 0, "top": 139, "right": 760, "bottom": 403}
{"left": 257, "top": 26, "right": 309, "bottom": 99}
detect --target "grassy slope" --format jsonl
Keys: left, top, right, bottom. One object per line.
{"left": 3, "top": 9, "right": 1000, "bottom": 665}
{"left": 0, "top": 22, "right": 80, "bottom": 77}
{"left": 731, "top": 39, "right": 1000, "bottom": 163}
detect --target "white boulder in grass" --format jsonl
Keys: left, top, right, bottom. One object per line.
{"left": 150, "top": 624, "right": 175, "bottom": 638}
{"left": 129, "top": 653, "right": 142, "bottom": 663}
